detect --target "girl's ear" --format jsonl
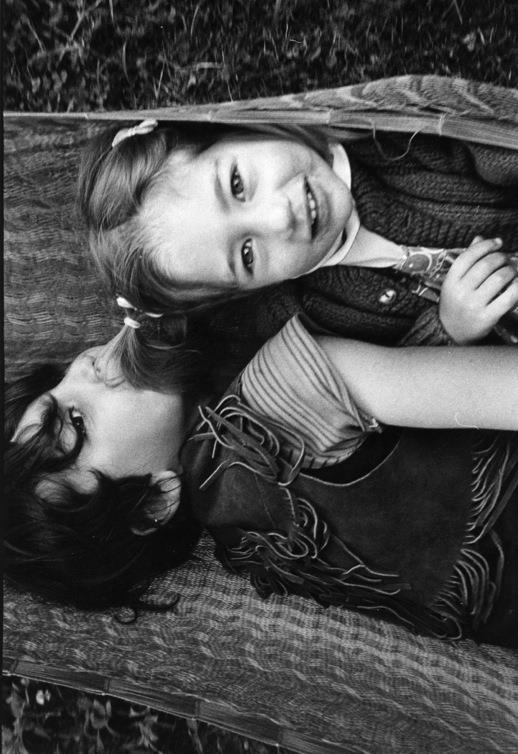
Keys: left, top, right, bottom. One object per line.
{"left": 131, "top": 470, "right": 182, "bottom": 536}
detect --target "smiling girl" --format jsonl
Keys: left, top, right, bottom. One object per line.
{"left": 79, "top": 120, "right": 518, "bottom": 372}
{"left": 5, "top": 310, "right": 518, "bottom": 645}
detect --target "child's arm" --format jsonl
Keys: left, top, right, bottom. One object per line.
{"left": 316, "top": 337, "right": 518, "bottom": 431}
{"left": 439, "top": 237, "right": 518, "bottom": 344}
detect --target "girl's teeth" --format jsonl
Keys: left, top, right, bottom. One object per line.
{"left": 306, "top": 184, "right": 318, "bottom": 228}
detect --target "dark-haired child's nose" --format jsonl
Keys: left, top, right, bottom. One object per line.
{"left": 94, "top": 360, "right": 104, "bottom": 379}
{"left": 93, "top": 351, "right": 107, "bottom": 380}
{"left": 93, "top": 349, "right": 124, "bottom": 387}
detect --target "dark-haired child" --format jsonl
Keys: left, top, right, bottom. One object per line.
{"left": 5, "top": 316, "right": 518, "bottom": 647}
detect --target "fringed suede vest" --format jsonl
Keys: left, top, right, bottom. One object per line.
{"left": 182, "top": 385, "right": 518, "bottom": 643}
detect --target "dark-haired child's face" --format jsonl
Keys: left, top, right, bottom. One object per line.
{"left": 143, "top": 135, "right": 354, "bottom": 296}
{"left": 14, "top": 339, "right": 185, "bottom": 493}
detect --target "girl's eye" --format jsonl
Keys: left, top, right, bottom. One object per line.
{"left": 230, "top": 165, "right": 245, "bottom": 200}
{"left": 241, "top": 240, "right": 254, "bottom": 271}
{"left": 68, "top": 408, "right": 86, "bottom": 439}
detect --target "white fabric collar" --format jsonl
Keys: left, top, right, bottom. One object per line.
{"left": 304, "top": 143, "right": 361, "bottom": 274}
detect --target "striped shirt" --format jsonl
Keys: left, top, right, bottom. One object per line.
{"left": 240, "top": 316, "right": 380, "bottom": 469}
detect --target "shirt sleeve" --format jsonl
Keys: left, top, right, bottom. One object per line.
{"left": 398, "top": 305, "right": 456, "bottom": 346}
{"left": 240, "top": 316, "right": 381, "bottom": 469}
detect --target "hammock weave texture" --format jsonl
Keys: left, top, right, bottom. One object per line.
{"left": 4, "top": 76, "right": 518, "bottom": 754}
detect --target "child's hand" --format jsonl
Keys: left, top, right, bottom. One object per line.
{"left": 439, "top": 236, "right": 518, "bottom": 344}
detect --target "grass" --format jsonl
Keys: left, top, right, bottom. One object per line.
{"left": 2, "top": 677, "right": 283, "bottom": 754}
{"left": 3, "top": 1, "right": 517, "bottom": 751}
{"left": 4, "top": 0, "right": 517, "bottom": 112}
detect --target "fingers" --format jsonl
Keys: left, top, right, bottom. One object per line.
{"left": 449, "top": 237, "right": 503, "bottom": 279}
{"left": 486, "top": 276, "right": 518, "bottom": 321}
{"left": 477, "top": 263, "right": 518, "bottom": 302}
{"left": 439, "top": 237, "right": 518, "bottom": 343}
{"left": 463, "top": 250, "right": 512, "bottom": 289}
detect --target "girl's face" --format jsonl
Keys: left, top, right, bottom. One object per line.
{"left": 144, "top": 135, "right": 354, "bottom": 294}
{"left": 14, "top": 339, "right": 185, "bottom": 493}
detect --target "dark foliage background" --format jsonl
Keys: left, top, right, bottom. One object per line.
{"left": 2, "top": 676, "right": 279, "bottom": 753}
{"left": 3, "top": 0, "right": 517, "bottom": 752}
{"left": 4, "top": 0, "right": 518, "bottom": 112}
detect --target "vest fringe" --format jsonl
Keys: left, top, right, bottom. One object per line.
{"left": 215, "top": 489, "right": 462, "bottom": 639}
{"left": 193, "top": 395, "right": 306, "bottom": 489}
{"left": 430, "top": 435, "right": 509, "bottom": 632}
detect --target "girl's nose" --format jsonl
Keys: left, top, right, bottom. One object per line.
{"left": 246, "top": 193, "right": 294, "bottom": 237}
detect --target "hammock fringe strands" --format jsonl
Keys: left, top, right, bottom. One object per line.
{"left": 5, "top": 75, "right": 518, "bottom": 149}
{"left": 4, "top": 76, "right": 518, "bottom": 753}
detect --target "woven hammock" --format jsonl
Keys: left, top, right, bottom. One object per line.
{"left": 4, "top": 76, "right": 518, "bottom": 754}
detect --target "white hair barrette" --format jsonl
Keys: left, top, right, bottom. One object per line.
{"left": 111, "top": 119, "right": 158, "bottom": 149}
{"left": 116, "top": 295, "right": 164, "bottom": 330}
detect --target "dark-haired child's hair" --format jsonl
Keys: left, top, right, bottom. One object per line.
{"left": 4, "top": 364, "right": 202, "bottom": 611}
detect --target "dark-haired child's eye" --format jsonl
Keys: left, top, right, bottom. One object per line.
{"left": 241, "top": 240, "right": 254, "bottom": 271}
{"left": 230, "top": 165, "right": 245, "bottom": 199}
{"left": 69, "top": 408, "right": 86, "bottom": 439}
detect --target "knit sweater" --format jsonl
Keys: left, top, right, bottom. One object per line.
{"left": 201, "top": 133, "right": 518, "bottom": 368}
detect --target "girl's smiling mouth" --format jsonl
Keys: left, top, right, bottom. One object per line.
{"left": 304, "top": 178, "right": 319, "bottom": 238}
